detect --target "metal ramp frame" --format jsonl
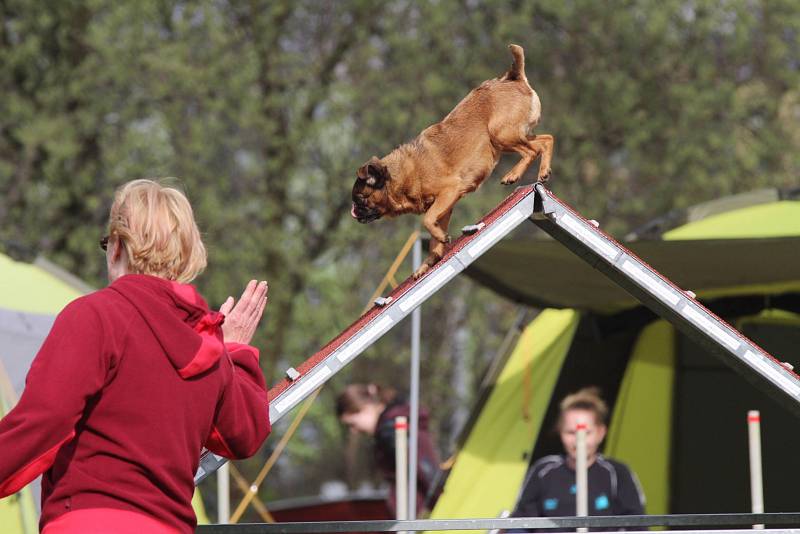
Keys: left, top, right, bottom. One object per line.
{"left": 195, "top": 183, "right": 800, "bottom": 484}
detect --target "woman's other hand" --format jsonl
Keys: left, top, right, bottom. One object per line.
{"left": 219, "top": 280, "right": 269, "bottom": 345}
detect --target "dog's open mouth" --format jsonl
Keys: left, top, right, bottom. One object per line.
{"left": 351, "top": 203, "right": 381, "bottom": 223}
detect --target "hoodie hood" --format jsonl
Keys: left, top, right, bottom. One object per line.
{"left": 109, "top": 274, "right": 225, "bottom": 379}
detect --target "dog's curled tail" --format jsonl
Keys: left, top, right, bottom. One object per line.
{"left": 504, "top": 44, "right": 526, "bottom": 81}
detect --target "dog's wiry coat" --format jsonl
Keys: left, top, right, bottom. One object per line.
{"left": 352, "top": 44, "right": 554, "bottom": 278}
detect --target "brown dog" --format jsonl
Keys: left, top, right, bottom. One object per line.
{"left": 351, "top": 44, "right": 554, "bottom": 278}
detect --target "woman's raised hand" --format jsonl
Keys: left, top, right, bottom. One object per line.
{"left": 219, "top": 280, "right": 269, "bottom": 345}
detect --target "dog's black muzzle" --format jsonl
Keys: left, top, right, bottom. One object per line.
{"left": 351, "top": 202, "right": 382, "bottom": 223}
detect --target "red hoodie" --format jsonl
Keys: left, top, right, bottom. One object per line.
{"left": 0, "top": 274, "right": 270, "bottom": 532}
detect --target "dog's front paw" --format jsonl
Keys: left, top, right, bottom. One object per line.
{"left": 429, "top": 231, "right": 450, "bottom": 244}
{"left": 412, "top": 263, "right": 431, "bottom": 280}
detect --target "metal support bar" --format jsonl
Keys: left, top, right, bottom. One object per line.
{"left": 408, "top": 235, "right": 422, "bottom": 520}
{"left": 195, "top": 513, "right": 800, "bottom": 533}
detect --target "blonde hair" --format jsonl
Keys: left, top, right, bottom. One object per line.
{"left": 108, "top": 178, "right": 207, "bottom": 283}
{"left": 558, "top": 387, "right": 608, "bottom": 429}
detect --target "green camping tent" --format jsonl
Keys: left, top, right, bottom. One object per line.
{"left": 0, "top": 253, "right": 88, "bottom": 534}
{"left": 430, "top": 188, "right": 800, "bottom": 529}
{"left": 0, "top": 253, "right": 211, "bottom": 530}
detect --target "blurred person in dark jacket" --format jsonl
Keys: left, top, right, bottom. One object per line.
{"left": 508, "top": 387, "right": 644, "bottom": 532}
{"left": 336, "top": 383, "right": 441, "bottom": 515}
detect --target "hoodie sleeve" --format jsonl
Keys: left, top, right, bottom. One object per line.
{"left": 204, "top": 342, "right": 270, "bottom": 459}
{"left": 0, "top": 298, "right": 113, "bottom": 498}
{"left": 614, "top": 462, "right": 645, "bottom": 516}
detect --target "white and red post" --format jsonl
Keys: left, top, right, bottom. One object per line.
{"left": 748, "top": 410, "right": 764, "bottom": 529}
{"left": 576, "top": 423, "right": 588, "bottom": 533}
{"left": 395, "top": 416, "right": 409, "bottom": 526}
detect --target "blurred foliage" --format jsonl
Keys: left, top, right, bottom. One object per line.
{"left": 1, "top": 0, "right": 799, "bottom": 519}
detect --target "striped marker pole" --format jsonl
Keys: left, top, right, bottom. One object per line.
{"left": 748, "top": 410, "right": 764, "bottom": 529}
{"left": 576, "top": 423, "right": 588, "bottom": 533}
{"left": 217, "top": 462, "right": 230, "bottom": 524}
{"left": 395, "top": 416, "right": 409, "bottom": 529}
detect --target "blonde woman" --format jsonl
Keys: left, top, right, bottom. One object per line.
{"left": 0, "top": 179, "right": 271, "bottom": 533}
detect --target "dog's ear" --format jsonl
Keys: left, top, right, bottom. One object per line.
{"left": 357, "top": 156, "right": 390, "bottom": 189}
{"left": 356, "top": 159, "right": 373, "bottom": 181}
{"left": 366, "top": 157, "right": 390, "bottom": 189}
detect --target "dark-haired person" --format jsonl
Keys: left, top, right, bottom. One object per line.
{"left": 509, "top": 388, "right": 644, "bottom": 532}
{"left": 0, "top": 179, "right": 271, "bottom": 533}
{"left": 336, "top": 383, "right": 441, "bottom": 516}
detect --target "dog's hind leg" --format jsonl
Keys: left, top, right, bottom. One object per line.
{"left": 500, "top": 150, "right": 536, "bottom": 185}
{"left": 527, "top": 134, "right": 554, "bottom": 182}
{"left": 499, "top": 141, "right": 538, "bottom": 185}
{"left": 500, "top": 134, "right": 555, "bottom": 184}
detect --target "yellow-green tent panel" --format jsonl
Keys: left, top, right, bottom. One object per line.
{"left": 664, "top": 201, "right": 800, "bottom": 240}
{"left": 428, "top": 309, "right": 578, "bottom": 533}
{"left": 0, "top": 254, "right": 84, "bottom": 314}
{"left": 605, "top": 320, "right": 675, "bottom": 516}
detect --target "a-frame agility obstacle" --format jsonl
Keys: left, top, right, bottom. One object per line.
{"left": 195, "top": 183, "right": 800, "bottom": 484}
